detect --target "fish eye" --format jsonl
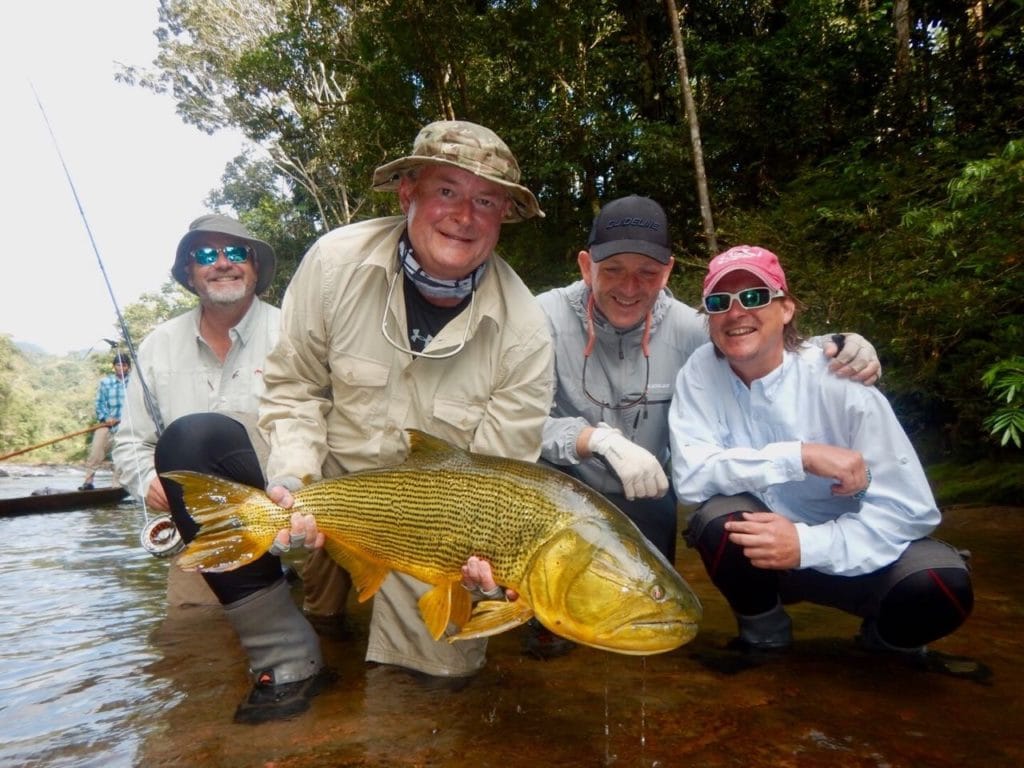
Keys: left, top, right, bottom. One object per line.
{"left": 650, "top": 583, "right": 666, "bottom": 602}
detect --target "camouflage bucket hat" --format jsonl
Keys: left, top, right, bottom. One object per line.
{"left": 371, "top": 120, "right": 544, "bottom": 223}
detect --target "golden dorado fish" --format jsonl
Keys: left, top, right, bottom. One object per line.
{"left": 164, "top": 430, "right": 701, "bottom": 655}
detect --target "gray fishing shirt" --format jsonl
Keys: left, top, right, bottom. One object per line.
{"left": 537, "top": 280, "right": 707, "bottom": 496}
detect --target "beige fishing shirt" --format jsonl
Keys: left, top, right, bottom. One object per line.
{"left": 259, "top": 215, "right": 554, "bottom": 478}
{"left": 259, "top": 216, "right": 553, "bottom": 677}
{"left": 113, "top": 298, "right": 280, "bottom": 502}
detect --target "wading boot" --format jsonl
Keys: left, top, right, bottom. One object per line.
{"left": 855, "top": 618, "right": 992, "bottom": 682}
{"left": 734, "top": 601, "right": 792, "bottom": 652}
{"left": 225, "top": 578, "right": 333, "bottom": 724}
{"left": 694, "top": 602, "right": 792, "bottom": 674}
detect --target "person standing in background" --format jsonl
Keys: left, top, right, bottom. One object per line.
{"left": 79, "top": 352, "right": 131, "bottom": 490}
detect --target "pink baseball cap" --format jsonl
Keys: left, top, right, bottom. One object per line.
{"left": 703, "top": 245, "right": 788, "bottom": 297}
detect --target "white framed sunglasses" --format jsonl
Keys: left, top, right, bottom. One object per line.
{"left": 703, "top": 287, "right": 784, "bottom": 314}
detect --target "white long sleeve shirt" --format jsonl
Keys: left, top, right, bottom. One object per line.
{"left": 669, "top": 343, "right": 940, "bottom": 576}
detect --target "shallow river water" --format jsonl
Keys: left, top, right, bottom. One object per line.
{"left": 1, "top": 463, "right": 1021, "bottom": 768}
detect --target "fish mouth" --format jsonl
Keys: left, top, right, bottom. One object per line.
{"left": 580, "top": 618, "right": 701, "bottom": 655}
{"left": 630, "top": 619, "right": 699, "bottom": 630}
{"left": 627, "top": 618, "right": 701, "bottom": 639}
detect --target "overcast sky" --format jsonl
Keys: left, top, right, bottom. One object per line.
{"left": 0, "top": 2, "right": 249, "bottom": 356}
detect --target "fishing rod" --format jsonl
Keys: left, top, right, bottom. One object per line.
{"left": 0, "top": 423, "right": 110, "bottom": 462}
{"left": 32, "top": 83, "right": 180, "bottom": 557}
{"left": 30, "top": 82, "right": 165, "bottom": 436}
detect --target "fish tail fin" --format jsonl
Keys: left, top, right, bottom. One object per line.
{"left": 161, "top": 470, "right": 281, "bottom": 573}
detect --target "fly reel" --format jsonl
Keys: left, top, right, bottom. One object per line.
{"left": 140, "top": 514, "right": 184, "bottom": 557}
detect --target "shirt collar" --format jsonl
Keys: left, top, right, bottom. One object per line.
{"left": 230, "top": 297, "right": 263, "bottom": 345}
{"left": 727, "top": 349, "right": 794, "bottom": 401}
{"left": 191, "top": 297, "right": 264, "bottom": 347}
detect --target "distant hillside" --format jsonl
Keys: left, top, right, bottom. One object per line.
{"left": 13, "top": 340, "right": 48, "bottom": 358}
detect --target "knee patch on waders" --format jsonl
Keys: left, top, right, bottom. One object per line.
{"left": 684, "top": 494, "right": 778, "bottom": 617}
{"left": 873, "top": 540, "right": 974, "bottom": 648}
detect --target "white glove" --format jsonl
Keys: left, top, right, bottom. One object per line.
{"left": 831, "top": 333, "right": 882, "bottom": 384}
{"left": 587, "top": 423, "right": 669, "bottom": 500}
{"left": 267, "top": 475, "right": 304, "bottom": 493}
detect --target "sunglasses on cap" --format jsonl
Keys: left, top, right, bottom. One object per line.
{"left": 703, "top": 287, "right": 784, "bottom": 314}
{"left": 190, "top": 245, "right": 251, "bottom": 266}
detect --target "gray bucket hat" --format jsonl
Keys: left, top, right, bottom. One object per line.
{"left": 371, "top": 120, "right": 544, "bottom": 223}
{"left": 173, "top": 214, "right": 277, "bottom": 295}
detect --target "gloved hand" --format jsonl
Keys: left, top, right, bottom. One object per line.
{"left": 266, "top": 475, "right": 304, "bottom": 514}
{"left": 828, "top": 333, "right": 882, "bottom": 385}
{"left": 587, "top": 423, "right": 669, "bottom": 500}
{"left": 267, "top": 475, "right": 304, "bottom": 493}
{"left": 268, "top": 510, "right": 324, "bottom": 557}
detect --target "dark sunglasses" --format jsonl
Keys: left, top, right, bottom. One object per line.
{"left": 190, "top": 245, "right": 251, "bottom": 266}
{"left": 703, "top": 287, "right": 783, "bottom": 314}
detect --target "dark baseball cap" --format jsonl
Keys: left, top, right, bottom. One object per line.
{"left": 587, "top": 195, "right": 672, "bottom": 264}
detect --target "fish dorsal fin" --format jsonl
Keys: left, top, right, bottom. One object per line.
{"left": 450, "top": 599, "right": 534, "bottom": 642}
{"left": 406, "top": 429, "right": 457, "bottom": 456}
{"left": 418, "top": 580, "right": 472, "bottom": 641}
{"left": 322, "top": 539, "right": 390, "bottom": 602}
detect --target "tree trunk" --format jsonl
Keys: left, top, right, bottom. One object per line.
{"left": 892, "top": 0, "right": 913, "bottom": 133}
{"left": 665, "top": 0, "right": 717, "bottom": 255}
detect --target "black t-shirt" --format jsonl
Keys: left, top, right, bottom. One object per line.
{"left": 402, "top": 274, "right": 471, "bottom": 353}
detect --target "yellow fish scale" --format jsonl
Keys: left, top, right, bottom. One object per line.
{"left": 290, "top": 458, "right": 587, "bottom": 585}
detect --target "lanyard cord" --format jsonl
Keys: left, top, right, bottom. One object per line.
{"left": 582, "top": 293, "right": 652, "bottom": 426}
{"left": 583, "top": 293, "right": 652, "bottom": 358}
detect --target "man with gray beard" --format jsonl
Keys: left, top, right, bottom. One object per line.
{"left": 113, "top": 214, "right": 281, "bottom": 607}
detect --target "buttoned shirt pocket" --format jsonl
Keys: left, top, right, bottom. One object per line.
{"left": 329, "top": 353, "right": 391, "bottom": 429}
{"left": 432, "top": 397, "right": 486, "bottom": 439}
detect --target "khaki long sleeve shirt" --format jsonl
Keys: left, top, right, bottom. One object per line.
{"left": 259, "top": 216, "right": 554, "bottom": 481}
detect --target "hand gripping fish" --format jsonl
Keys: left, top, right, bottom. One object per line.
{"left": 163, "top": 430, "right": 702, "bottom": 655}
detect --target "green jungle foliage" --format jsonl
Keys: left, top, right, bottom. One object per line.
{"left": 0, "top": 281, "right": 197, "bottom": 466}
{"left": 982, "top": 356, "right": 1024, "bottom": 449}
{"left": 0, "top": 336, "right": 107, "bottom": 464}
{"left": 121, "top": 280, "right": 197, "bottom": 342}
{"left": 12, "top": 0, "right": 1018, "bottom": 476}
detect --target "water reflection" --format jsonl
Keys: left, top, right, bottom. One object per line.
{"left": 1, "top": 465, "right": 1022, "bottom": 767}
{"left": 0, "top": 468, "right": 172, "bottom": 767}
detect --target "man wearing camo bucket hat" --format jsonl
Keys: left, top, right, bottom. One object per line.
{"left": 154, "top": 121, "right": 555, "bottom": 723}
{"left": 371, "top": 120, "right": 543, "bottom": 222}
